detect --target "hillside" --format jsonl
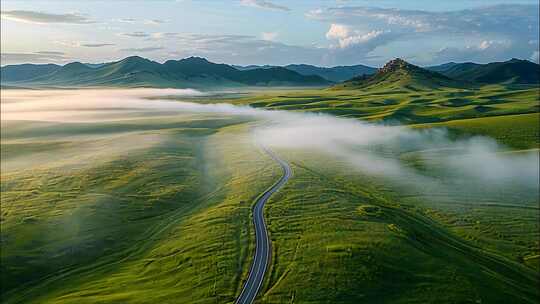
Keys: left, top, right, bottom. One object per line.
{"left": 427, "top": 62, "right": 480, "bottom": 75}
{"left": 0, "top": 56, "right": 329, "bottom": 88}
{"left": 0, "top": 63, "right": 61, "bottom": 82}
{"left": 428, "top": 58, "right": 540, "bottom": 84}
{"left": 333, "top": 58, "right": 464, "bottom": 91}
{"left": 232, "top": 63, "right": 376, "bottom": 82}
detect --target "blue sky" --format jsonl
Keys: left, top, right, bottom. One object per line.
{"left": 1, "top": 0, "right": 539, "bottom": 66}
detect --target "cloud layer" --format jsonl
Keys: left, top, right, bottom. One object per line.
{"left": 81, "top": 43, "right": 115, "bottom": 48}
{"left": 240, "top": 0, "right": 290, "bottom": 12}
{"left": 120, "top": 47, "right": 164, "bottom": 52}
{"left": 1, "top": 52, "right": 70, "bottom": 65}
{"left": 309, "top": 4, "right": 540, "bottom": 64}
{"left": 1, "top": 4, "right": 538, "bottom": 66}
{"left": 1, "top": 10, "right": 94, "bottom": 24}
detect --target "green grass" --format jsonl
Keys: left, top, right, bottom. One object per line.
{"left": 216, "top": 84, "right": 539, "bottom": 302}
{"left": 260, "top": 149, "right": 539, "bottom": 303}
{"left": 1, "top": 113, "right": 281, "bottom": 303}
{"left": 414, "top": 113, "right": 539, "bottom": 149}
{"left": 1, "top": 85, "right": 539, "bottom": 303}
{"left": 221, "top": 84, "right": 539, "bottom": 149}
{"left": 225, "top": 85, "right": 538, "bottom": 119}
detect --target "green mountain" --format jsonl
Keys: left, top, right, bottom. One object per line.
{"left": 232, "top": 64, "right": 275, "bottom": 71}
{"left": 428, "top": 59, "right": 539, "bottom": 84}
{"left": 0, "top": 63, "right": 61, "bottom": 82}
{"left": 232, "top": 63, "right": 376, "bottom": 82}
{"left": 333, "top": 58, "right": 464, "bottom": 91}
{"left": 426, "top": 62, "right": 461, "bottom": 73}
{"left": 284, "top": 64, "right": 376, "bottom": 82}
{"left": 0, "top": 56, "right": 330, "bottom": 88}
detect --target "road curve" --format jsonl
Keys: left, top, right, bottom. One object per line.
{"left": 235, "top": 147, "right": 292, "bottom": 304}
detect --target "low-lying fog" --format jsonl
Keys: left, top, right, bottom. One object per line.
{"left": 2, "top": 88, "right": 538, "bottom": 199}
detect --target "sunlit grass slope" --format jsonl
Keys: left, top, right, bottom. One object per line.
{"left": 1, "top": 115, "right": 280, "bottom": 303}
{"left": 216, "top": 83, "right": 540, "bottom": 302}
{"left": 260, "top": 149, "right": 539, "bottom": 303}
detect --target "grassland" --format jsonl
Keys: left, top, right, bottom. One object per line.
{"left": 1, "top": 108, "right": 281, "bottom": 303}
{"left": 260, "top": 149, "right": 539, "bottom": 303}
{"left": 1, "top": 85, "right": 539, "bottom": 303}
{"left": 221, "top": 84, "right": 539, "bottom": 149}
{"left": 215, "top": 84, "right": 539, "bottom": 302}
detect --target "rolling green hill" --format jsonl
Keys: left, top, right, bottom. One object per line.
{"left": 332, "top": 58, "right": 465, "bottom": 91}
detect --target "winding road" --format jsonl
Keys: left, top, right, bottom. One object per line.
{"left": 235, "top": 147, "right": 292, "bottom": 304}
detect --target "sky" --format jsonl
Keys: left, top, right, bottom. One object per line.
{"left": 1, "top": 0, "right": 539, "bottom": 67}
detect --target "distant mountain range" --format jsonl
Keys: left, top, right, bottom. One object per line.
{"left": 1, "top": 56, "right": 538, "bottom": 89}
{"left": 0, "top": 56, "right": 330, "bottom": 88}
{"left": 427, "top": 58, "right": 539, "bottom": 84}
{"left": 233, "top": 64, "right": 377, "bottom": 82}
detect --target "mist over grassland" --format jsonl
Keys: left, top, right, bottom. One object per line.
{"left": 2, "top": 89, "right": 539, "bottom": 209}
{"left": 1, "top": 88, "right": 538, "bottom": 303}
{"left": 3, "top": 88, "right": 538, "bottom": 201}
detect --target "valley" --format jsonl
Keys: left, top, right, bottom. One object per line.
{"left": 1, "top": 58, "right": 539, "bottom": 304}
{"left": 2, "top": 1, "right": 539, "bottom": 303}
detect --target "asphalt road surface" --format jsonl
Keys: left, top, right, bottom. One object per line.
{"left": 235, "top": 147, "right": 292, "bottom": 304}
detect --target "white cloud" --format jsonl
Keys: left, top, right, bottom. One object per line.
{"left": 114, "top": 18, "right": 166, "bottom": 25}
{"left": 54, "top": 40, "right": 81, "bottom": 48}
{"left": 261, "top": 32, "right": 278, "bottom": 41}
{"left": 54, "top": 41, "right": 114, "bottom": 48}
{"left": 81, "top": 43, "right": 115, "bottom": 48}
{"left": 326, "top": 24, "right": 350, "bottom": 39}
{"left": 309, "top": 4, "right": 539, "bottom": 65}
{"left": 1, "top": 52, "right": 70, "bottom": 65}
{"left": 115, "top": 18, "right": 137, "bottom": 23}
{"left": 1, "top": 10, "right": 95, "bottom": 24}
{"left": 431, "top": 40, "right": 514, "bottom": 64}
{"left": 338, "top": 30, "right": 384, "bottom": 49}
{"left": 326, "top": 23, "right": 385, "bottom": 49}
{"left": 531, "top": 51, "right": 539, "bottom": 63}
{"left": 478, "top": 40, "right": 510, "bottom": 50}
{"left": 34, "top": 51, "right": 65, "bottom": 55}
{"left": 160, "top": 33, "right": 325, "bottom": 65}
{"left": 118, "top": 32, "right": 150, "bottom": 38}
{"left": 119, "top": 47, "right": 164, "bottom": 52}
{"left": 144, "top": 19, "right": 166, "bottom": 25}
{"left": 479, "top": 40, "right": 492, "bottom": 50}
{"left": 151, "top": 32, "right": 181, "bottom": 39}
{"left": 240, "top": 0, "right": 290, "bottom": 12}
